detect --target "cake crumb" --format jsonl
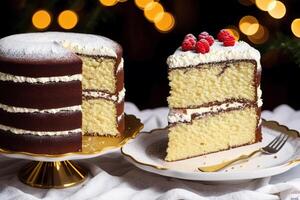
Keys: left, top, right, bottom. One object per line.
{"left": 257, "top": 165, "right": 260, "bottom": 168}
{"left": 274, "top": 155, "right": 278, "bottom": 159}
{"left": 231, "top": 167, "right": 235, "bottom": 169}
{"left": 239, "top": 165, "right": 243, "bottom": 168}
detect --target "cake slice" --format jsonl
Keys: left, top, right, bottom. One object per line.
{"left": 166, "top": 30, "right": 262, "bottom": 161}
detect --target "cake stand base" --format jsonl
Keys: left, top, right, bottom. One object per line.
{"left": 18, "top": 161, "right": 88, "bottom": 189}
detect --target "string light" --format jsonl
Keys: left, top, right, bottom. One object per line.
{"left": 226, "top": 26, "right": 240, "bottom": 41}
{"left": 154, "top": 12, "right": 175, "bottom": 32}
{"left": 135, "top": 0, "right": 153, "bottom": 9}
{"left": 32, "top": 10, "right": 51, "bottom": 30}
{"left": 99, "top": 0, "right": 118, "bottom": 6}
{"left": 144, "top": 2, "right": 164, "bottom": 22}
{"left": 98, "top": 0, "right": 176, "bottom": 33}
{"left": 248, "top": 25, "right": 269, "bottom": 44}
{"left": 58, "top": 10, "right": 78, "bottom": 30}
{"left": 239, "top": 16, "right": 259, "bottom": 35}
{"left": 291, "top": 19, "right": 300, "bottom": 38}
{"left": 255, "top": 0, "right": 276, "bottom": 11}
{"left": 268, "top": 1, "right": 286, "bottom": 19}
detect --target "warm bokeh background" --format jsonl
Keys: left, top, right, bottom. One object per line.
{"left": 0, "top": 0, "right": 300, "bottom": 110}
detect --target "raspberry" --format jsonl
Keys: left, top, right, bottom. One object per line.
{"left": 217, "top": 29, "right": 231, "bottom": 42}
{"left": 198, "top": 31, "right": 209, "bottom": 40}
{"left": 184, "top": 33, "right": 196, "bottom": 40}
{"left": 181, "top": 37, "right": 196, "bottom": 51}
{"left": 205, "top": 35, "right": 214, "bottom": 46}
{"left": 200, "top": 31, "right": 209, "bottom": 36}
{"left": 223, "top": 35, "right": 235, "bottom": 46}
{"left": 195, "top": 39, "right": 210, "bottom": 54}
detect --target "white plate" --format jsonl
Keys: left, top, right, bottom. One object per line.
{"left": 121, "top": 120, "right": 300, "bottom": 182}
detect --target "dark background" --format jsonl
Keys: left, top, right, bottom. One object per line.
{"left": 0, "top": 0, "right": 299, "bottom": 110}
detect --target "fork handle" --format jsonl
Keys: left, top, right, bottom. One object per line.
{"left": 198, "top": 149, "right": 261, "bottom": 172}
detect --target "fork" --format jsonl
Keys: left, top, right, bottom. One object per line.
{"left": 198, "top": 134, "right": 289, "bottom": 172}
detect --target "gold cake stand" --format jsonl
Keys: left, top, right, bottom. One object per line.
{"left": 0, "top": 115, "right": 143, "bottom": 189}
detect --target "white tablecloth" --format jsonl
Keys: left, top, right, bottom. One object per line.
{"left": 1, "top": 103, "right": 300, "bottom": 200}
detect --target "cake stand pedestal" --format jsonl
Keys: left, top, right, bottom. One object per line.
{"left": 19, "top": 161, "right": 87, "bottom": 189}
{"left": 0, "top": 114, "right": 143, "bottom": 189}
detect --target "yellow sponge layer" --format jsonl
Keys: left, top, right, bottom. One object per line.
{"left": 82, "top": 98, "right": 119, "bottom": 136}
{"left": 166, "top": 107, "right": 258, "bottom": 161}
{"left": 79, "top": 55, "right": 117, "bottom": 93}
{"left": 168, "top": 61, "right": 256, "bottom": 108}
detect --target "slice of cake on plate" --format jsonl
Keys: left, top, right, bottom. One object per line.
{"left": 166, "top": 30, "right": 262, "bottom": 161}
{"left": 0, "top": 32, "right": 124, "bottom": 154}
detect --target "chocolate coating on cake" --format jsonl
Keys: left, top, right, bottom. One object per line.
{"left": 0, "top": 130, "right": 82, "bottom": 154}
{"left": 0, "top": 109, "right": 81, "bottom": 131}
{"left": 0, "top": 56, "right": 82, "bottom": 77}
{"left": 0, "top": 81, "right": 81, "bottom": 109}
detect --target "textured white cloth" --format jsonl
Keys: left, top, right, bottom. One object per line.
{"left": 0, "top": 103, "right": 300, "bottom": 200}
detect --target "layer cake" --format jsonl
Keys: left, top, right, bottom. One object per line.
{"left": 0, "top": 32, "right": 124, "bottom": 154}
{"left": 166, "top": 31, "right": 262, "bottom": 161}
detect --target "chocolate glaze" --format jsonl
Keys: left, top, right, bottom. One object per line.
{"left": 116, "top": 68, "right": 124, "bottom": 93}
{"left": 0, "top": 56, "right": 82, "bottom": 77}
{"left": 0, "top": 130, "right": 82, "bottom": 154}
{"left": 117, "top": 114, "right": 125, "bottom": 134}
{"left": 0, "top": 80, "right": 82, "bottom": 109}
{"left": 0, "top": 109, "right": 81, "bottom": 131}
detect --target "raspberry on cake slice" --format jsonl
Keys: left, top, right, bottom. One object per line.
{"left": 166, "top": 30, "right": 262, "bottom": 161}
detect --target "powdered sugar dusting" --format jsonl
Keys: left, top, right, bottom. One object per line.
{"left": 0, "top": 32, "right": 121, "bottom": 61}
{"left": 167, "top": 41, "right": 261, "bottom": 70}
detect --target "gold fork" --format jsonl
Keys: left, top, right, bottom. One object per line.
{"left": 198, "top": 134, "right": 289, "bottom": 172}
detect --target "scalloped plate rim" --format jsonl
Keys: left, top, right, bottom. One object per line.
{"left": 121, "top": 119, "right": 300, "bottom": 181}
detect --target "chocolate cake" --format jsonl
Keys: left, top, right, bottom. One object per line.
{"left": 165, "top": 31, "right": 262, "bottom": 161}
{"left": 0, "top": 32, "right": 124, "bottom": 154}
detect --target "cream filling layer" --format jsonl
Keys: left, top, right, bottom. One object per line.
{"left": 0, "top": 124, "right": 81, "bottom": 136}
{"left": 0, "top": 72, "right": 82, "bottom": 83}
{"left": 83, "top": 88, "right": 125, "bottom": 103}
{"left": 168, "top": 99, "right": 262, "bottom": 124}
{"left": 0, "top": 103, "right": 81, "bottom": 113}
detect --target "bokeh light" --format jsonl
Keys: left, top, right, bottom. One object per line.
{"left": 135, "top": 0, "right": 153, "bottom": 10}
{"left": 144, "top": 2, "right": 164, "bottom": 22}
{"left": 226, "top": 26, "right": 240, "bottom": 41}
{"left": 99, "top": 0, "right": 118, "bottom": 6}
{"left": 255, "top": 0, "right": 276, "bottom": 11}
{"left": 248, "top": 25, "right": 269, "bottom": 44}
{"left": 239, "top": 16, "right": 259, "bottom": 36}
{"left": 58, "top": 10, "right": 78, "bottom": 30}
{"left": 291, "top": 19, "right": 300, "bottom": 38}
{"left": 154, "top": 12, "right": 175, "bottom": 33}
{"left": 268, "top": 1, "right": 286, "bottom": 19}
{"left": 32, "top": 10, "right": 51, "bottom": 30}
